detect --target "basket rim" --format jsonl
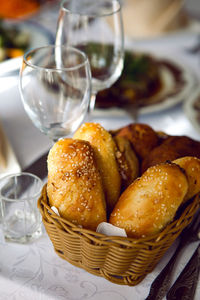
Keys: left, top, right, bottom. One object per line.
{"left": 38, "top": 184, "right": 200, "bottom": 246}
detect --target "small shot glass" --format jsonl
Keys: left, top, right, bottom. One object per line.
{"left": 0, "top": 172, "right": 43, "bottom": 243}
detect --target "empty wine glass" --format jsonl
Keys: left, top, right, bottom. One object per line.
{"left": 19, "top": 45, "right": 91, "bottom": 142}
{"left": 56, "top": 0, "right": 124, "bottom": 112}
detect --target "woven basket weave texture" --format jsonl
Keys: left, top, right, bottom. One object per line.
{"left": 38, "top": 184, "right": 200, "bottom": 286}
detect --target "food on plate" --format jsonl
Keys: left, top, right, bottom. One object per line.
{"left": 96, "top": 51, "right": 162, "bottom": 108}
{"left": 0, "top": 19, "right": 30, "bottom": 62}
{"left": 113, "top": 135, "right": 139, "bottom": 191}
{"left": 109, "top": 162, "right": 189, "bottom": 238}
{"left": 173, "top": 156, "right": 200, "bottom": 203}
{"left": 95, "top": 49, "right": 187, "bottom": 111}
{"left": 73, "top": 122, "right": 121, "bottom": 213}
{"left": 47, "top": 138, "right": 107, "bottom": 231}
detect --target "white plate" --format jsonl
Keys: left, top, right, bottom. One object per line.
{"left": 184, "top": 86, "right": 200, "bottom": 134}
{"left": 0, "top": 20, "right": 54, "bottom": 76}
{"left": 94, "top": 54, "right": 196, "bottom": 117}
{"left": 0, "top": 122, "right": 21, "bottom": 179}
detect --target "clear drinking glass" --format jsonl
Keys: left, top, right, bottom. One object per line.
{"left": 56, "top": 0, "right": 124, "bottom": 111}
{"left": 19, "top": 45, "right": 91, "bottom": 142}
{"left": 0, "top": 172, "right": 43, "bottom": 243}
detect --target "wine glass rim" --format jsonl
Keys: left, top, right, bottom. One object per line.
{"left": 0, "top": 172, "right": 43, "bottom": 202}
{"left": 61, "top": 0, "right": 121, "bottom": 17}
{"left": 23, "top": 45, "right": 90, "bottom": 72}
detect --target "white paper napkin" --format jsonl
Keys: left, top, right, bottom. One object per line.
{"left": 51, "top": 206, "right": 127, "bottom": 237}
{"left": 96, "top": 222, "right": 127, "bottom": 237}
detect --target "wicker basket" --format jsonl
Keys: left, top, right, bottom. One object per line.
{"left": 38, "top": 184, "right": 200, "bottom": 286}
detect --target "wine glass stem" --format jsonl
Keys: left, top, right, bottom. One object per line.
{"left": 89, "top": 93, "right": 97, "bottom": 113}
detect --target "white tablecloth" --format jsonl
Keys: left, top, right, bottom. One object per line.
{"left": 0, "top": 3, "right": 200, "bottom": 299}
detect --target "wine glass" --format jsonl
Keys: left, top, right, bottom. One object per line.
{"left": 56, "top": 0, "right": 124, "bottom": 112}
{"left": 19, "top": 45, "right": 91, "bottom": 142}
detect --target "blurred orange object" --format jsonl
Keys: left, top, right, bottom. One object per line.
{"left": 0, "top": 0, "right": 40, "bottom": 19}
{"left": 6, "top": 48, "right": 24, "bottom": 58}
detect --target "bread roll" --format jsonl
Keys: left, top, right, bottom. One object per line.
{"left": 73, "top": 122, "right": 121, "bottom": 213}
{"left": 116, "top": 123, "right": 159, "bottom": 161}
{"left": 142, "top": 135, "right": 200, "bottom": 173}
{"left": 141, "top": 143, "right": 180, "bottom": 173}
{"left": 173, "top": 156, "right": 200, "bottom": 203}
{"left": 109, "top": 162, "right": 188, "bottom": 238}
{"left": 113, "top": 135, "right": 139, "bottom": 190}
{"left": 47, "top": 138, "right": 107, "bottom": 231}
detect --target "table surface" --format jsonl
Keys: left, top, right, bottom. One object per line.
{"left": 0, "top": 1, "right": 200, "bottom": 299}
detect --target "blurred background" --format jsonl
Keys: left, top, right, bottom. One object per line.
{"left": 0, "top": 0, "right": 199, "bottom": 36}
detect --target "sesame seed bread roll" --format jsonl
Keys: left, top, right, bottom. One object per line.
{"left": 73, "top": 123, "right": 121, "bottom": 213}
{"left": 47, "top": 138, "right": 107, "bottom": 231}
{"left": 109, "top": 163, "right": 188, "bottom": 238}
{"left": 113, "top": 135, "right": 139, "bottom": 191}
{"left": 173, "top": 156, "right": 200, "bottom": 203}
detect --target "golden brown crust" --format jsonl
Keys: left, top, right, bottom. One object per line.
{"left": 116, "top": 123, "right": 159, "bottom": 161}
{"left": 163, "top": 136, "right": 200, "bottom": 158}
{"left": 156, "top": 130, "right": 170, "bottom": 143}
{"left": 47, "top": 138, "right": 107, "bottom": 231}
{"left": 141, "top": 143, "right": 180, "bottom": 173}
{"left": 73, "top": 122, "right": 121, "bottom": 213}
{"left": 109, "top": 162, "right": 188, "bottom": 238}
{"left": 173, "top": 156, "right": 200, "bottom": 203}
{"left": 46, "top": 122, "right": 200, "bottom": 236}
{"left": 141, "top": 135, "right": 200, "bottom": 173}
{"left": 113, "top": 135, "right": 139, "bottom": 190}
